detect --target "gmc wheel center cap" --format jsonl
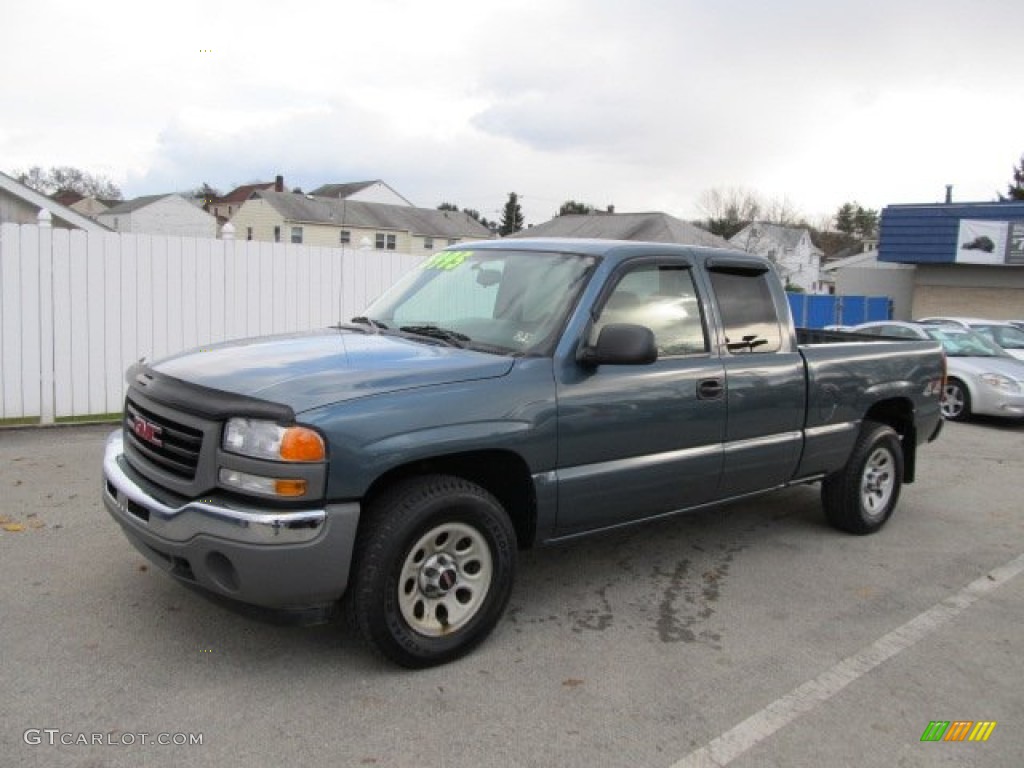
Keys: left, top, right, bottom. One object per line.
{"left": 420, "top": 553, "right": 459, "bottom": 597}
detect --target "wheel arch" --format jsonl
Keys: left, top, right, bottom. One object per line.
{"left": 361, "top": 450, "right": 538, "bottom": 549}
{"left": 863, "top": 397, "right": 918, "bottom": 483}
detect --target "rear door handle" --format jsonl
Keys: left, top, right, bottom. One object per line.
{"left": 697, "top": 378, "right": 724, "bottom": 400}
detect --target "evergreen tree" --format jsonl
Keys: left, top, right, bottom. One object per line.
{"left": 853, "top": 206, "right": 878, "bottom": 239}
{"left": 499, "top": 192, "right": 524, "bottom": 236}
{"left": 999, "top": 154, "right": 1024, "bottom": 201}
{"left": 835, "top": 203, "right": 857, "bottom": 235}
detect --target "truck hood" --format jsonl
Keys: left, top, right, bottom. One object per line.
{"left": 151, "top": 330, "right": 515, "bottom": 413}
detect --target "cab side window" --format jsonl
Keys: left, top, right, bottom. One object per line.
{"left": 591, "top": 265, "right": 708, "bottom": 357}
{"left": 708, "top": 268, "right": 782, "bottom": 354}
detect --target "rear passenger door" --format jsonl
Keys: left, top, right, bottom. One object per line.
{"left": 705, "top": 262, "right": 805, "bottom": 496}
{"left": 555, "top": 258, "right": 726, "bottom": 535}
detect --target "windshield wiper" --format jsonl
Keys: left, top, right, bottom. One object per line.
{"left": 399, "top": 325, "right": 470, "bottom": 348}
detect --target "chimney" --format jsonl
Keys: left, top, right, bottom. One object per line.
{"left": 275, "top": 175, "right": 284, "bottom": 192}
{"left": 944, "top": 184, "right": 953, "bottom": 204}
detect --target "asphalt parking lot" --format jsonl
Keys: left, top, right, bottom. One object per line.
{"left": 1, "top": 419, "right": 1022, "bottom": 768}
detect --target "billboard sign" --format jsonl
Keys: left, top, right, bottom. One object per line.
{"left": 956, "top": 219, "right": 1024, "bottom": 265}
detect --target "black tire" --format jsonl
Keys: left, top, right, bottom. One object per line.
{"left": 941, "top": 378, "right": 971, "bottom": 422}
{"left": 346, "top": 475, "right": 517, "bottom": 668}
{"left": 822, "top": 420, "right": 904, "bottom": 535}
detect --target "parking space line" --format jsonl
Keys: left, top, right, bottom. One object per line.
{"left": 669, "top": 553, "right": 1024, "bottom": 768}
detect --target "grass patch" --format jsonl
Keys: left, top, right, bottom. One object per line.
{"left": 1, "top": 413, "right": 122, "bottom": 428}
{"left": 55, "top": 413, "right": 122, "bottom": 425}
{"left": 0, "top": 416, "right": 40, "bottom": 427}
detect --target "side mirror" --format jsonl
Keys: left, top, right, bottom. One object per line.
{"left": 579, "top": 323, "right": 658, "bottom": 367}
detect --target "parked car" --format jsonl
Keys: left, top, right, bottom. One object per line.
{"left": 852, "top": 321, "right": 1024, "bottom": 421}
{"left": 917, "top": 316, "right": 1024, "bottom": 361}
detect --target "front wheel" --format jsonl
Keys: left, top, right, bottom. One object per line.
{"left": 347, "top": 475, "right": 517, "bottom": 668}
{"left": 822, "top": 421, "right": 904, "bottom": 535}
{"left": 941, "top": 378, "right": 971, "bottom": 421}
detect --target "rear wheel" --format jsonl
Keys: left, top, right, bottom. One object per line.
{"left": 941, "top": 379, "right": 971, "bottom": 421}
{"left": 347, "top": 475, "right": 516, "bottom": 668}
{"left": 822, "top": 420, "right": 903, "bottom": 535}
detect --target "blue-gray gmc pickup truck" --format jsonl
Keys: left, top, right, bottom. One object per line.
{"left": 103, "top": 238, "right": 945, "bottom": 667}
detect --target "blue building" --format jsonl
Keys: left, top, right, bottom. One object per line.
{"left": 879, "top": 201, "right": 1024, "bottom": 319}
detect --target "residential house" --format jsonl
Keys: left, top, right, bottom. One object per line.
{"left": 51, "top": 191, "right": 120, "bottom": 218}
{"left": 729, "top": 222, "right": 823, "bottom": 293}
{"left": 309, "top": 180, "right": 413, "bottom": 207}
{"left": 97, "top": 194, "right": 218, "bottom": 237}
{"left": 229, "top": 191, "right": 491, "bottom": 251}
{"left": 206, "top": 176, "right": 285, "bottom": 224}
{"left": 0, "top": 170, "right": 109, "bottom": 231}
{"left": 512, "top": 210, "right": 730, "bottom": 248}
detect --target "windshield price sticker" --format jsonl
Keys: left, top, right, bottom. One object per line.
{"left": 423, "top": 251, "right": 471, "bottom": 270}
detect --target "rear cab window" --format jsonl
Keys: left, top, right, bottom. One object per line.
{"left": 706, "top": 264, "right": 783, "bottom": 354}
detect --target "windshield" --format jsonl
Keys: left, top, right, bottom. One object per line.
{"left": 971, "top": 323, "right": 1024, "bottom": 350}
{"left": 923, "top": 326, "right": 1009, "bottom": 357}
{"left": 360, "top": 249, "right": 595, "bottom": 355}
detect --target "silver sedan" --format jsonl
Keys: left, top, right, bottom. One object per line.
{"left": 851, "top": 321, "right": 1024, "bottom": 421}
{"left": 917, "top": 316, "right": 1024, "bottom": 361}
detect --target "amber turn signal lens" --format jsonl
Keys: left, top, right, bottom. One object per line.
{"left": 274, "top": 479, "right": 308, "bottom": 497}
{"left": 279, "top": 427, "right": 325, "bottom": 462}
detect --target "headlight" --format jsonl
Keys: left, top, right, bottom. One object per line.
{"left": 979, "top": 373, "right": 1020, "bottom": 393}
{"left": 223, "top": 418, "right": 325, "bottom": 462}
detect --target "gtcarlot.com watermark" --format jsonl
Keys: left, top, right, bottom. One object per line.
{"left": 24, "top": 729, "right": 203, "bottom": 747}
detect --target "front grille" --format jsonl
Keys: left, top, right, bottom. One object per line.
{"left": 124, "top": 398, "right": 204, "bottom": 480}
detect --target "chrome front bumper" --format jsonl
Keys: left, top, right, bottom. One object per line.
{"left": 103, "top": 431, "right": 327, "bottom": 545}
{"left": 102, "top": 430, "right": 360, "bottom": 611}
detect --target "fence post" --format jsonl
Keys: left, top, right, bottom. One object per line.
{"left": 36, "top": 212, "right": 56, "bottom": 424}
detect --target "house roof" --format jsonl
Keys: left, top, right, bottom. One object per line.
{"left": 822, "top": 249, "right": 912, "bottom": 273}
{"left": 730, "top": 222, "right": 822, "bottom": 253}
{"left": 309, "top": 181, "right": 377, "bottom": 198}
{"left": 255, "top": 192, "right": 492, "bottom": 238}
{"left": 214, "top": 181, "right": 277, "bottom": 205}
{"left": 100, "top": 194, "right": 175, "bottom": 215}
{"left": 308, "top": 180, "right": 415, "bottom": 206}
{"left": 510, "top": 212, "right": 730, "bottom": 248}
{"left": 0, "top": 170, "right": 110, "bottom": 231}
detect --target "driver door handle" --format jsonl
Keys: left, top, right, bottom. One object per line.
{"left": 697, "top": 378, "right": 724, "bottom": 400}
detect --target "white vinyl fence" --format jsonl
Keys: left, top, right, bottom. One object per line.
{"left": 0, "top": 222, "right": 424, "bottom": 423}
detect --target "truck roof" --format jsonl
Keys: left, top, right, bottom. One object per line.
{"left": 459, "top": 237, "right": 769, "bottom": 269}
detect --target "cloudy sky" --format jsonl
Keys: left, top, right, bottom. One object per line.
{"left": 4, "top": 0, "right": 1023, "bottom": 226}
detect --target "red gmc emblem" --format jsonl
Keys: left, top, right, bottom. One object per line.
{"left": 132, "top": 416, "right": 163, "bottom": 447}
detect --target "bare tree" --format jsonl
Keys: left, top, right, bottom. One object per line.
{"left": 697, "top": 186, "right": 805, "bottom": 236}
{"left": 762, "top": 195, "right": 801, "bottom": 227}
{"left": 696, "top": 187, "right": 763, "bottom": 239}
{"left": 15, "top": 165, "right": 122, "bottom": 199}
